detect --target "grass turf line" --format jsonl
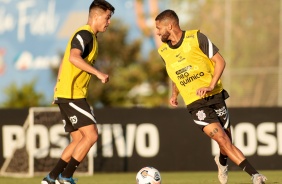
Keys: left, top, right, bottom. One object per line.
{"left": 0, "top": 170, "right": 281, "bottom": 184}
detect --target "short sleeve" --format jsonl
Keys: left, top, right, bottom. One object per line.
{"left": 71, "top": 30, "right": 93, "bottom": 53}
{"left": 198, "top": 32, "right": 219, "bottom": 58}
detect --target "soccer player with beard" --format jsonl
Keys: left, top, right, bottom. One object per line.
{"left": 155, "top": 9, "right": 267, "bottom": 184}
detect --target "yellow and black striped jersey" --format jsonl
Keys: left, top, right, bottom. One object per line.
{"left": 54, "top": 25, "right": 98, "bottom": 100}
{"left": 158, "top": 30, "right": 223, "bottom": 105}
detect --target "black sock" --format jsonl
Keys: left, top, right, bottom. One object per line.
{"left": 49, "top": 158, "right": 68, "bottom": 179}
{"left": 239, "top": 159, "right": 259, "bottom": 176}
{"left": 61, "top": 157, "right": 80, "bottom": 178}
{"left": 219, "top": 153, "right": 228, "bottom": 166}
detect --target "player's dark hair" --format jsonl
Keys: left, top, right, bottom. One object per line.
{"left": 89, "top": 0, "right": 115, "bottom": 14}
{"left": 155, "top": 9, "right": 179, "bottom": 25}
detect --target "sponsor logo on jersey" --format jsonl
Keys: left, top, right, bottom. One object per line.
{"left": 175, "top": 65, "right": 192, "bottom": 75}
{"left": 179, "top": 72, "right": 204, "bottom": 86}
{"left": 175, "top": 65, "right": 204, "bottom": 86}
{"left": 186, "top": 34, "right": 195, "bottom": 39}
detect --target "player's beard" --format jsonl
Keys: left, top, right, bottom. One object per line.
{"left": 161, "top": 31, "right": 170, "bottom": 43}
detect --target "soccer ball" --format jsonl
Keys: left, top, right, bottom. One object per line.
{"left": 136, "top": 166, "right": 161, "bottom": 184}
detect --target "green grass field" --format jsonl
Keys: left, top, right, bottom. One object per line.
{"left": 0, "top": 170, "right": 281, "bottom": 184}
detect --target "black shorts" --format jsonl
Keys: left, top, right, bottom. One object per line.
{"left": 186, "top": 90, "right": 231, "bottom": 130}
{"left": 56, "top": 98, "right": 97, "bottom": 132}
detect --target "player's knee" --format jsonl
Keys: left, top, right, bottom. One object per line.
{"left": 86, "top": 133, "right": 98, "bottom": 146}
{"left": 216, "top": 135, "right": 231, "bottom": 149}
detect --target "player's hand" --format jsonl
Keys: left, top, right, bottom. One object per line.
{"left": 169, "top": 96, "right": 178, "bottom": 107}
{"left": 196, "top": 87, "right": 213, "bottom": 98}
{"left": 97, "top": 72, "right": 109, "bottom": 83}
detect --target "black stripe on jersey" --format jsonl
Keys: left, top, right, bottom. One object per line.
{"left": 198, "top": 32, "right": 219, "bottom": 58}
{"left": 71, "top": 30, "right": 94, "bottom": 59}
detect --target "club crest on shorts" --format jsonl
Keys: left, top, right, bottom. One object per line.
{"left": 196, "top": 110, "right": 206, "bottom": 120}
{"left": 69, "top": 115, "right": 78, "bottom": 125}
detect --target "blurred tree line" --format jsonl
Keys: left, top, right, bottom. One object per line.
{"left": 1, "top": 80, "right": 45, "bottom": 108}
{"left": 2, "top": 0, "right": 280, "bottom": 107}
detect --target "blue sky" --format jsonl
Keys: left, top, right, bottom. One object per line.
{"left": 0, "top": 0, "right": 165, "bottom": 105}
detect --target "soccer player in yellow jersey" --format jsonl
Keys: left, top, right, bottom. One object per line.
{"left": 155, "top": 10, "right": 267, "bottom": 184}
{"left": 41, "top": 1, "right": 115, "bottom": 184}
